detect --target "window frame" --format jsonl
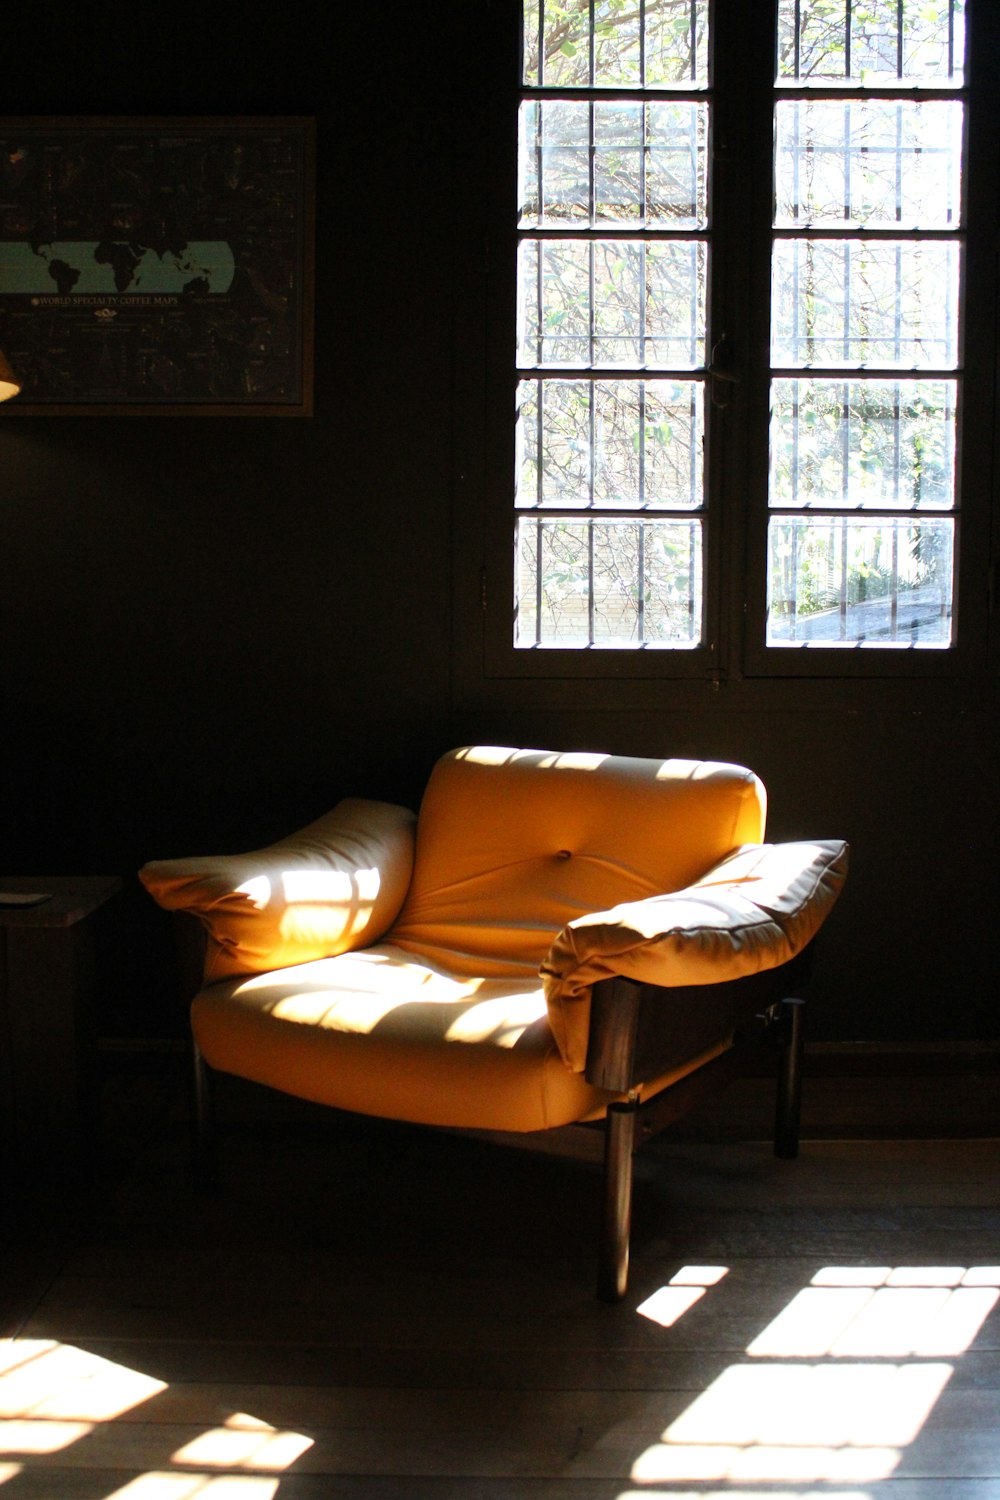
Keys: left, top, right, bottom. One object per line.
{"left": 476, "top": 0, "right": 997, "bottom": 686}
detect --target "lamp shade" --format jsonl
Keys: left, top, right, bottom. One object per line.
{"left": 0, "top": 348, "right": 21, "bottom": 402}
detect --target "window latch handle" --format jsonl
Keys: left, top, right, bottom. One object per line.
{"left": 709, "top": 334, "right": 740, "bottom": 408}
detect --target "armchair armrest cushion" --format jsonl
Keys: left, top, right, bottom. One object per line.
{"left": 541, "top": 839, "right": 848, "bottom": 1071}
{"left": 139, "top": 798, "right": 417, "bottom": 983}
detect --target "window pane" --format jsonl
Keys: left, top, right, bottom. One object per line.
{"left": 771, "top": 239, "right": 959, "bottom": 368}
{"left": 646, "top": 103, "right": 708, "bottom": 225}
{"left": 518, "top": 239, "right": 707, "bottom": 368}
{"left": 520, "top": 101, "right": 708, "bottom": 229}
{"left": 774, "top": 100, "right": 963, "bottom": 229}
{"left": 768, "top": 515, "right": 953, "bottom": 645}
{"left": 770, "top": 378, "right": 956, "bottom": 509}
{"left": 516, "top": 378, "right": 704, "bottom": 509}
{"left": 522, "top": 0, "right": 708, "bottom": 89}
{"left": 516, "top": 516, "right": 702, "bottom": 645}
{"left": 777, "top": 0, "right": 965, "bottom": 87}
{"left": 520, "top": 101, "right": 589, "bottom": 224}
{"left": 645, "top": 0, "right": 708, "bottom": 86}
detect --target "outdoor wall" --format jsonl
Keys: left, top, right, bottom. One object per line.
{"left": 2, "top": 2, "right": 996, "bottom": 1045}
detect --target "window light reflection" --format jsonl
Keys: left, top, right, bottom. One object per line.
{"left": 625, "top": 1267, "right": 1000, "bottom": 1496}
{"left": 106, "top": 1476, "right": 281, "bottom": 1499}
{"left": 637, "top": 1266, "right": 729, "bottom": 1328}
{"left": 171, "top": 1412, "right": 314, "bottom": 1470}
{"left": 0, "top": 1418, "right": 94, "bottom": 1453}
{"left": 0, "top": 1340, "right": 167, "bottom": 1420}
{"left": 619, "top": 1493, "right": 873, "bottom": 1500}
{"left": 631, "top": 1362, "right": 951, "bottom": 1484}
{"left": 749, "top": 1284, "right": 999, "bottom": 1358}
{"left": 0, "top": 1342, "right": 309, "bottom": 1499}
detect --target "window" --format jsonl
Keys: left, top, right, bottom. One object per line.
{"left": 767, "top": 0, "right": 964, "bottom": 649}
{"left": 515, "top": 1, "right": 711, "bottom": 650}
{"left": 490, "top": 0, "right": 992, "bottom": 678}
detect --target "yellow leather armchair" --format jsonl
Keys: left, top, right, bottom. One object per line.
{"left": 140, "top": 746, "right": 848, "bottom": 1298}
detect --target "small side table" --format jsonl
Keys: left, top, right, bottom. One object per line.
{"left": 0, "top": 875, "right": 121, "bottom": 1181}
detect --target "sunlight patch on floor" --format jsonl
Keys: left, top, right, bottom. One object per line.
{"left": 625, "top": 1265, "right": 1000, "bottom": 1496}
{"left": 637, "top": 1265, "right": 729, "bottom": 1328}
{"left": 0, "top": 1339, "right": 166, "bottom": 1420}
{"left": 171, "top": 1412, "right": 314, "bottom": 1470}
{"left": 0, "top": 1340, "right": 311, "bottom": 1497}
{"left": 104, "top": 1476, "right": 281, "bottom": 1498}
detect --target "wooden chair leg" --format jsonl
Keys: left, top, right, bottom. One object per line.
{"left": 191, "top": 1038, "right": 219, "bottom": 1189}
{"left": 598, "top": 1094, "right": 639, "bottom": 1302}
{"left": 774, "top": 997, "right": 805, "bottom": 1159}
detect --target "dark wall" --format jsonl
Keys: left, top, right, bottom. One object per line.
{"left": 3, "top": 3, "right": 997, "bottom": 1045}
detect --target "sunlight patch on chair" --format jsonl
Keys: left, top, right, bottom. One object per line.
{"left": 0, "top": 1467, "right": 23, "bottom": 1488}
{"left": 235, "top": 876, "right": 271, "bottom": 910}
{"left": 457, "top": 745, "right": 521, "bottom": 765}
{"left": 270, "top": 989, "right": 415, "bottom": 1030}
{"left": 281, "top": 868, "right": 380, "bottom": 905}
{"left": 445, "top": 991, "right": 547, "bottom": 1045}
{"left": 278, "top": 867, "right": 380, "bottom": 946}
{"left": 537, "top": 750, "right": 608, "bottom": 770}
{"left": 241, "top": 947, "right": 493, "bottom": 1028}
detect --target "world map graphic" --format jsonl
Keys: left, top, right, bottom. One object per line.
{"left": 1, "top": 240, "right": 236, "bottom": 297}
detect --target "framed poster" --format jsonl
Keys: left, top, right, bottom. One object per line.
{"left": 0, "top": 117, "right": 314, "bottom": 415}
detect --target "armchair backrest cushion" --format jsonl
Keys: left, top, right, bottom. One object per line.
{"left": 388, "top": 747, "right": 766, "bottom": 978}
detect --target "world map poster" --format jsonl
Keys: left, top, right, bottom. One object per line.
{"left": 0, "top": 118, "right": 314, "bottom": 413}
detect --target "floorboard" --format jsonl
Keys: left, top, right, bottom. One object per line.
{"left": 0, "top": 1070, "right": 997, "bottom": 1499}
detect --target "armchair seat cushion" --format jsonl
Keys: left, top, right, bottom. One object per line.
{"left": 190, "top": 944, "right": 727, "bottom": 1133}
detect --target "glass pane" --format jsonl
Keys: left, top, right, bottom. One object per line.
{"left": 771, "top": 239, "right": 959, "bottom": 368}
{"left": 774, "top": 100, "right": 963, "bottom": 229}
{"left": 777, "top": 0, "right": 965, "bottom": 87}
{"left": 522, "top": 0, "right": 708, "bottom": 89}
{"left": 520, "top": 101, "right": 707, "bottom": 228}
{"left": 520, "top": 101, "right": 589, "bottom": 224}
{"left": 645, "top": 0, "right": 709, "bottom": 87}
{"left": 516, "top": 378, "right": 705, "bottom": 509}
{"left": 770, "top": 378, "right": 956, "bottom": 509}
{"left": 516, "top": 516, "right": 702, "bottom": 646}
{"left": 518, "top": 239, "right": 707, "bottom": 368}
{"left": 768, "top": 515, "right": 953, "bottom": 645}
{"left": 646, "top": 102, "right": 708, "bottom": 225}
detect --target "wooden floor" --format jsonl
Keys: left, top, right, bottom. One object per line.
{"left": 2, "top": 1069, "right": 999, "bottom": 1500}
